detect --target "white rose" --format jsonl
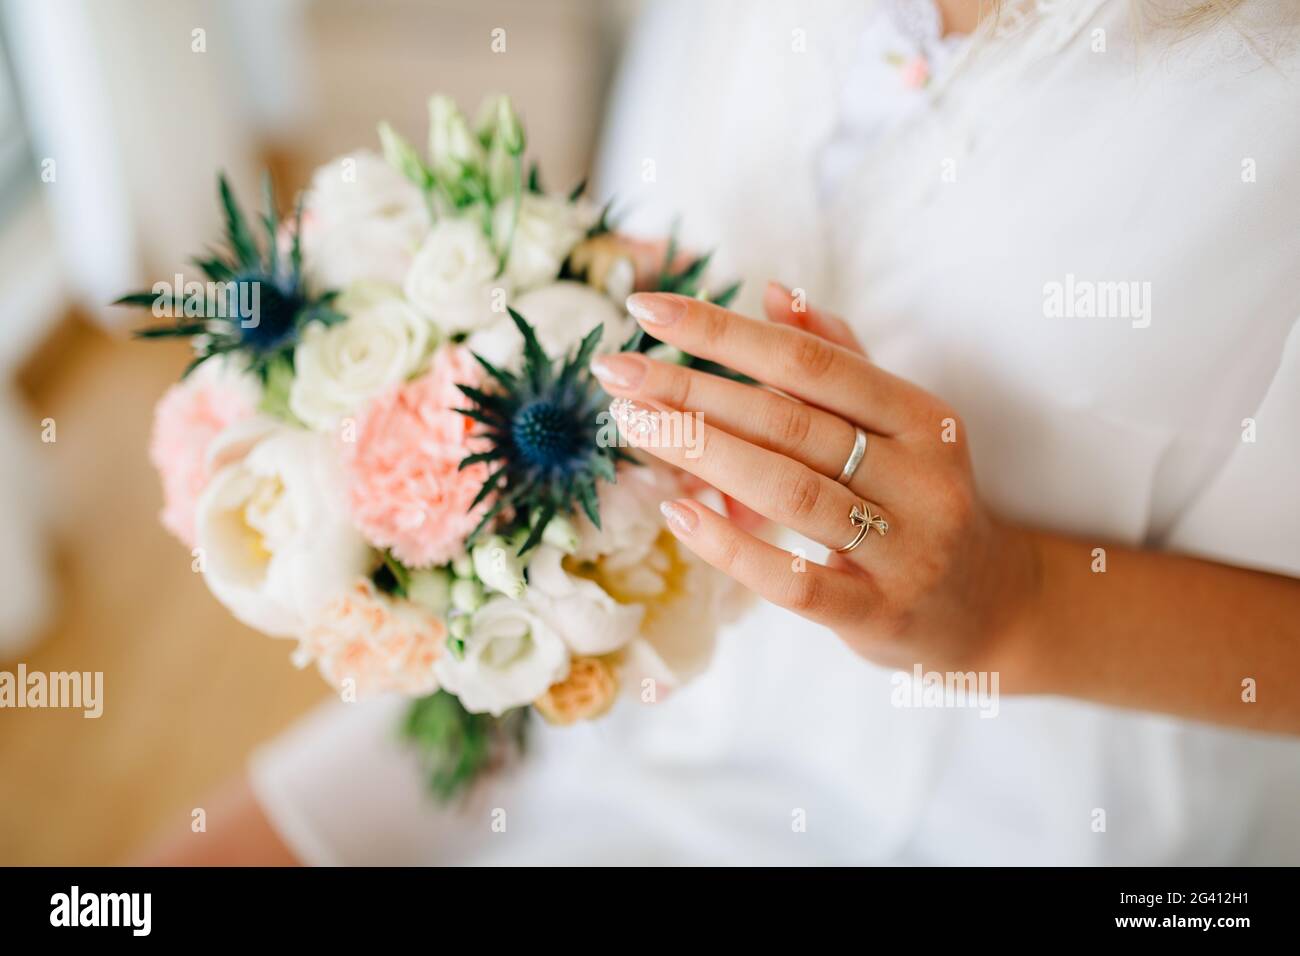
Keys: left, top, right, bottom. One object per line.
{"left": 289, "top": 287, "right": 432, "bottom": 430}
{"left": 195, "top": 421, "right": 372, "bottom": 637}
{"left": 302, "top": 151, "right": 430, "bottom": 288}
{"left": 494, "top": 194, "right": 592, "bottom": 291}
{"left": 467, "top": 280, "right": 635, "bottom": 368}
{"left": 526, "top": 545, "right": 644, "bottom": 655}
{"left": 435, "top": 596, "right": 570, "bottom": 716}
{"left": 404, "top": 217, "right": 504, "bottom": 334}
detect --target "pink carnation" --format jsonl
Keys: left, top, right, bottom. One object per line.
{"left": 149, "top": 360, "right": 259, "bottom": 548}
{"left": 344, "top": 344, "right": 493, "bottom": 568}
{"left": 294, "top": 578, "right": 444, "bottom": 697}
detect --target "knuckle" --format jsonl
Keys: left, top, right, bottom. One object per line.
{"left": 935, "top": 476, "right": 975, "bottom": 527}
{"left": 780, "top": 468, "right": 823, "bottom": 521}
{"left": 698, "top": 306, "right": 728, "bottom": 348}
{"left": 712, "top": 529, "right": 743, "bottom": 574}
{"left": 662, "top": 366, "right": 694, "bottom": 409}
{"left": 781, "top": 570, "right": 821, "bottom": 613}
{"left": 787, "top": 333, "right": 835, "bottom": 378}
{"left": 766, "top": 399, "right": 813, "bottom": 450}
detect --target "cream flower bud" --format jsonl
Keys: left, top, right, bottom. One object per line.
{"left": 472, "top": 535, "right": 527, "bottom": 599}
{"left": 407, "top": 567, "right": 452, "bottom": 614}
{"left": 451, "top": 577, "right": 486, "bottom": 613}
{"left": 540, "top": 514, "right": 579, "bottom": 554}
{"left": 427, "top": 95, "right": 482, "bottom": 181}
{"left": 475, "top": 94, "right": 524, "bottom": 155}
{"left": 378, "top": 121, "right": 426, "bottom": 186}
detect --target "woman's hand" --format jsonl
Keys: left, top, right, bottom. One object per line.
{"left": 591, "top": 282, "right": 1044, "bottom": 682}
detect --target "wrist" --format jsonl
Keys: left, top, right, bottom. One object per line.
{"left": 986, "top": 521, "right": 1052, "bottom": 695}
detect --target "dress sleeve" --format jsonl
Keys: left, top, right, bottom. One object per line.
{"left": 1163, "top": 317, "right": 1300, "bottom": 578}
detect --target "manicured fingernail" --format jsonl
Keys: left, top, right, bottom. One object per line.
{"left": 660, "top": 499, "right": 698, "bottom": 535}
{"left": 590, "top": 353, "right": 645, "bottom": 389}
{"left": 626, "top": 293, "right": 683, "bottom": 326}
{"left": 609, "top": 397, "right": 659, "bottom": 442}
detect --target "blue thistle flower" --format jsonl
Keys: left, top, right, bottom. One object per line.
{"left": 457, "top": 309, "right": 634, "bottom": 555}
{"left": 118, "top": 172, "right": 344, "bottom": 381}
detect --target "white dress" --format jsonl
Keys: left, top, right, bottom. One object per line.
{"left": 250, "top": 0, "right": 1300, "bottom": 865}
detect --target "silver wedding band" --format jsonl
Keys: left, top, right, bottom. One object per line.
{"left": 836, "top": 426, "right": 868, "bottom": 485}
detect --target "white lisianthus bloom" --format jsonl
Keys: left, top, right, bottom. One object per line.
{"left": 404, "top": 217, "right": 505, "bottom": 334}
{"left": 467, "top": 281, "right": 635, "bottom": 368}
{"left": 302, "top": 151, "right": 430, "bottom": 289}
{"left": 574, "top": 465, "right": 744, "bottom": 692}
{"left": 526, "top": 545, "right": 645, "bottom": 656}
{"left": 435, "top": 596, "right": 570, "bottom": 716}
{"left": 194, "top": 420, "right": 373, "bottom": 637}
{"left": 493, "top": 194, "right": 592, "bottom": 292}
{"left": 289, "top": 286, "right": 433, "bottom": 431}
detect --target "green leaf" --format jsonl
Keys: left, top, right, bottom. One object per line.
{"left": 466, "top": 494, "right": 510, "bottom": 543}
{"left": 455, "top": 383, "right": 511, "bottom": 416}
{"left": 290, "top": 193, "right": 305, "bottom": 284}
{"left": 134, "top": 322, "right": 211, "bottom": 338}
{"left": 620, "top": 327, "right": 647, "bottom": 353}
{"left": 567, "top": 176, "right": 588, "bottom": 202}
{"left": 576, "top": 480, "right": 601, "bottom": 529}
{"left": 457, "top": 449, "right": 502, "bottom": 471}
{"left": 468, "top": 467, "right": 505, "bottom": 511}
{"left": 470, "top": 351, "right": 519, "bottom": 390}
{"left": 456, "top": 405, "right": 506, "bottom": 428}
{"left": 261, "top": 172, "right": 280, "bottom": 279}
{"left": 508, "top": 307, "right": 552, "bottom": 392}
{"left": 515, "top": 503, "right": 553, "bottom": 555}
{"left": 218, "top": 173, "right": 259, "bottom": 266}
{"left": 589, "top": 450, "right": 616, "bottom": 484}
{"left": 711, "top": 280, "right": 742, "bottom": 309}
{"left": 115, "top": 291, "right": 168, "bottom": 309}
{"left": 401, "top": 691, "right": 529, "bottom": 801}
{"left": 557, "top": 323, "right": 603, "bottom": 390}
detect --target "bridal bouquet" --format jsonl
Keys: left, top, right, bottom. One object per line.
{"left": 118, "top": 95, "right": 743, "bottom": 796}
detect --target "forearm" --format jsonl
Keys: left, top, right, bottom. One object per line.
{"left": 1011, "top": 529, "right": 1300, "bottom": 734}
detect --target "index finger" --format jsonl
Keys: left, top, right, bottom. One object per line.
{"left": 625, "top": 292, "right": 934, "bottom": 435}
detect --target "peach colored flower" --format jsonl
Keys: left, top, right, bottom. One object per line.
{"left": 294, "top": 578, "right": 444, "bottom": 697}
{"left": 149, "top": 359, "right": 259, "bottom": 548}
{"left": 534, "top": 655, "right": 619, "bottom": 725}
{"left": 343, "top": 344, "right": 493, "bottom": 568}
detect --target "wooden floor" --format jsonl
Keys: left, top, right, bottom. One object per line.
{"left": 0, "top": 320, "right": 329, "bottom": 865}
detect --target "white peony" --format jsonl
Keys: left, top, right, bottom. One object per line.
{"left": 302, "top": 151, "right": 430, "bottom": 289}
{"left": 194, "top": 420, "right": 373, "bottom": 637}
{"left": 434, "top": 596, "right": 570, "bottom": 716}
{"left": 526, "top": 545, "right": 645, "bottom": 656}
{"left": 289, "top": 285, "right": 433, "bottom": 431}
{"left": 467, "top": 280, "right": 635, "bottom": 369}
{"left": 494, "top": 194, "right": 592, "bottom": 292}
{"left": 404, "top": 217, "right": 504, "bottom": 334}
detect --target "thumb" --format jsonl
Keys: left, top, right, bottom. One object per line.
{"left": 763, "top": 281, "right": 867, "bottom": 356}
